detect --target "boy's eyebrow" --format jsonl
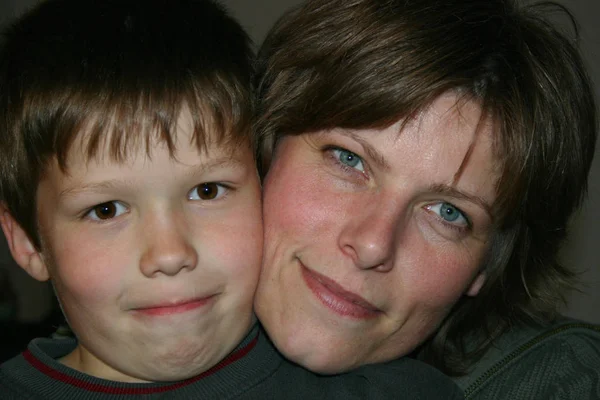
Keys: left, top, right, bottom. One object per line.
{"left": 181, "top": 157, "right": 246, "bottom": 178}
{"left": 59, "top": 157, "right": 247, "bottom": 199}
{"left": 428, "top": 183, "right": 493, "bottom": 218}
{"left": 59, "top": 180, "right": 134, "bottom": 199}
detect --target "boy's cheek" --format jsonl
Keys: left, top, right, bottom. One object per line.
{"left": 198, "top": 218, "right": 262, "bottom": 279}
{"left": 47, "top": 251, "right": 123, "bottom": 302}
{"left": 42, "top": 229, "right": 129, "bottom": 297}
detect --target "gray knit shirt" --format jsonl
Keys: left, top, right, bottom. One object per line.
{"left": 453, "top": 317, "right": 600, "bottom": 399}
{"left": 1, "top": 324, "right": 463, "bottom": 399}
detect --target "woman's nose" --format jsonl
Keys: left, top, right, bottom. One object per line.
{"left": 337, "top": 196, "right": 401, "bottom": 272}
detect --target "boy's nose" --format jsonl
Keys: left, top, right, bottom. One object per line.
{"left": 139, "top": 212, "right": 198, "bottom": 278}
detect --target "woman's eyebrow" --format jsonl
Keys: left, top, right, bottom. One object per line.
{"left": 340, "top": 131, "right": 391, "bottom": 172}
{"left": 428, "top": 183, "right": 493, "bottom": 218}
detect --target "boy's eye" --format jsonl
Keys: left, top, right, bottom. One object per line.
{"left": 87, "top": 201, "right": 128, "bottom": 221}
{"left": 331, "top": 148, "right": 365, "bottom": 172}
{"left": 188, "top": 182, "right": 227, "bottom": 200}
{"left": 426, "top": 202, "right": 470, "bottom": 227}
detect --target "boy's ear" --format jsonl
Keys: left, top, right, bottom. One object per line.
{"left": 465, "top": 271, "right": 486, "bottom": 297}
{"left": 0, "top": 207, "right": 50, "bottom": 282}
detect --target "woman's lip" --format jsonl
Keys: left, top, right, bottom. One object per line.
{"left": 300, "top": 262, "right": 381, "bottom": 319}
{"left": 133, "top": 297, "right": 215, "bottom": 316}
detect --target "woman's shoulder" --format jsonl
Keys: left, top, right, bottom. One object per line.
{"left": 455, "top": 317, "right": 600, "bottom": 400}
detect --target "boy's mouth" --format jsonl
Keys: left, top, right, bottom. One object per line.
{"left": 132, "top": 296, "right": 217, "bottom": 316}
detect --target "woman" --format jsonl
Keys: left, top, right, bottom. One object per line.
{"left": 253, "top": 0, "right": 600, "bottom": 398}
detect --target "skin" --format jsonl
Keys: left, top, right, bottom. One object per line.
{"left": 0, "top": 112, "right": 263, "bottom": 382}
{"left": 255, "top": 93, "right": 498, "bottom": 374}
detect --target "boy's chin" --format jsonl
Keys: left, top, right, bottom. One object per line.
{"left": 137, "top": 319, "right": 258, "bottom": 381}
{"left": 63, "top": 332, "right": 247, "bottom": 383}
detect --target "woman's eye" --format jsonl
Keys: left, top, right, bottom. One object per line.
{"left": 331, "top": 148, "right": 365, "bottom": 172}
{"left": 86, "top": 201, "right": 128, "bottom": 221}
{"left": 188, "top": 182, "right": 227, "bottom": 201}
{"left": 427, "top": 202, "right": 470, "bottom": 227}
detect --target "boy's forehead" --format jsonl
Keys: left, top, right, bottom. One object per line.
{"left": 58, "top": 109, "right": 249, "bottom": 171}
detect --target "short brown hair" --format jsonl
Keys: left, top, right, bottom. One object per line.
{"left": 0, "top": 0, "right": 254, "bottom": 249}
{"left": 255, "top": 0, "right": 597, "bottom": 374}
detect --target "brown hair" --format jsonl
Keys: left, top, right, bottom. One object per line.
{"left": 255, "top": 0, "right": 597, "bottom": 374}
{"left": 0, "top": 0, "right": 254, "bottom": 249}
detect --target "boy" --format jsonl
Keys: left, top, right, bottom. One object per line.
{"left": 0, "top": 0, "right": 462, "bottom": 398}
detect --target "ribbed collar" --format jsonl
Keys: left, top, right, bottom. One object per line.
{"left": 2, "top": 323, "right": 283, "bottom": 399}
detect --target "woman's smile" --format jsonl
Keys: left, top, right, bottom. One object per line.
{"left": 300, "top": 260, "right": 382, "bottom": 319}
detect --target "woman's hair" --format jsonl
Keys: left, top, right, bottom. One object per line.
{"left": 255, "top": 0, "right": 597, "bottom": 374}
{"left": 0, "top": 0, "right": 254, "bottom": 249}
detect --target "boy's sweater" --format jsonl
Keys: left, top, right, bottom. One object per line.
{"left": 0, "top": 324, "right": 462, "bottom": 399}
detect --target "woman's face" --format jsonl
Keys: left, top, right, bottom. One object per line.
{"left": 255, "top": 94, "right": 499, "bottom": 374}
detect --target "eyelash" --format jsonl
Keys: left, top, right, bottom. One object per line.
{"left": 323, "top": 146, "right": 368, "bottom": 179}
{"left": 83, "top": 201, "right": 129, "bottom": 222}
{"left": 425, "top": 202, "right": 472, "bottom": 233}
{"left": 81, "top": 182, "right": 232, "bottom": 223}
{"left": 322, "top": 144, "right": 474, "bottom": 236}
{"left": 187, "top": 182, "right": 232, "bottom": 201}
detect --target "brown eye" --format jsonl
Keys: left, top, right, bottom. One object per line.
{"left": 198, "top": 183, "right": 218, "bottom": 200}
{"left": 87, "top": 201, "right": 127, "bottom": 221}
{"left": 189, "top": 182, "right": 227, "bottom": 201}
{"left": 94, "top": 203, "right": 116, "bottom": 219}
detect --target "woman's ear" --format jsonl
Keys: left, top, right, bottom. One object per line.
{"left": 0, "top": 208, "right": 50, "bottom": 282}
{"left": 465, "top": 271, "right": 486, "bottom": 297}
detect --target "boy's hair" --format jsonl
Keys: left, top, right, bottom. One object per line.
{"left": 255, "top": 0, "right": 597, "bottom": 374}
{"left": 0, "top": 0, "right": 254, "bottom": 249}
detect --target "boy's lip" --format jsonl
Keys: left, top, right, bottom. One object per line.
{"left": 131, "top": 296, "right": 217, "bottom": 316}
{"left": 299, "top": 260, "right": 382, "bottom": 318}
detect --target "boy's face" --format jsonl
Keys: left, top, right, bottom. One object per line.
{"left": 31, "top": 113, "right": 262, "bottom": 382}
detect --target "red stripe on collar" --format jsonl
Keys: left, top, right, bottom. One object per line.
{"left": 24, "top": 331, "right": 259, "bottom": 394}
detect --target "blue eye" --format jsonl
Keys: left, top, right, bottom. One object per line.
{"left": 188, "top": 183, "right": 227, "bottom": 200}
{"left": 428, "top": 202, "right": 469, "bottom": 226}
{"left": 439, "top": 203, "right": 460, "bottom": 222}
{"left": 332, "top": 148, "right": 365, "bottom": 172}
{"left": 87, "top": 201, "right": 128, "bottom": 221}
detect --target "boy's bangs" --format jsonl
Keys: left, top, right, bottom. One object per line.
{"left": 51, "top": 75, "right": 251, "bottom": 170}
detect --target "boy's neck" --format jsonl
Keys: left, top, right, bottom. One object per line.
{"left": 60, "top": 345, "right": 150, "bottom": 383}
